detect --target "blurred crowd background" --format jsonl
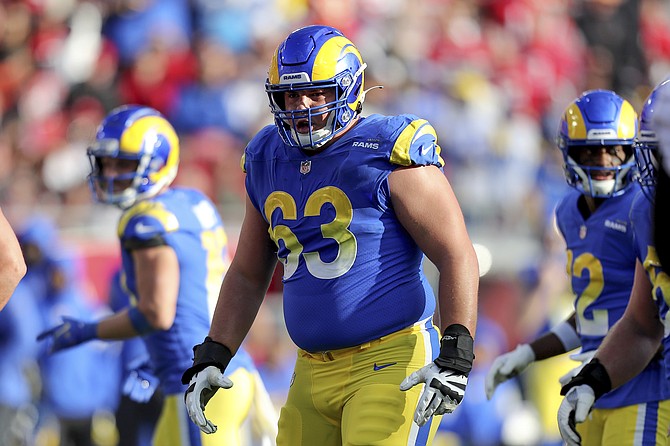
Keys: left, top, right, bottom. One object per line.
{"left": 1, "top": 0, "right": 670, "bottom": 445}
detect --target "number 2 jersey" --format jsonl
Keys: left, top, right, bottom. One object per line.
{"left": 117, "top": 187, "right": 254, "bottom": 394}
{"left": 556, "top": 184, "right": 670, "bottom": 409}
{"left": 244, "top": 114, "right": 444, "bottom": 352}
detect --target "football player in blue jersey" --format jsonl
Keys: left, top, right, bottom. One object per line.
{"left": 180, "top": 25, "right": 480, "bottom": 446}
{"left": 635, "top": 78, "right": 670, "bottom": 274}
{"left": 36, "top": 105, "right": 277, "bottom": 446}
{"left": 651, "top": 80, "right": 670, "bottom": 272}
{"left": 554, "top": 80, "right": 670, "bottom": 446}
{"left": 0, "top": 208, "right": 26, "bottom": 311}
{"left": 486, "top": 89, "right": 670, "bottom": 446}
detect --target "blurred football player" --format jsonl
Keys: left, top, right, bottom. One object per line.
{"left": 486, "top": 89, "right": 670, "bottom": 446}
{"left": 556, "top": 80, "right": 670, "bottom": 445}
{"left": 180, "top": 25, "right": 479, "bottom": 446}
{"left": 36, "top": 105, "right": 277, "bottom": 446}
{"left": 107, "top": 267, "right": 162, "bottom": 446}
{"left": 0, "top": 207, "right": 26, "bottom": 311}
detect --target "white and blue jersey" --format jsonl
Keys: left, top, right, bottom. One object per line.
{"left": 117, "top": 187, "right": 254, "bottom": 394}
{"left": 556, "top": 184, "right": 670, "bottom": 409}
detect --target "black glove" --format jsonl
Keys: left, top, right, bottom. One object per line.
{"left": 181, "top": 337, "right": 233, "bottom": 385}
{"left": 399, "top": 324, "right": 474, "bottom": 426}
{"left": 181, "top": 337, "right": 235, "bottom": 434}
{"left": 557, "top": 358, "right": 612, "bottom": 446}
{"left": 560, "top": 358, "right": 612, "bottom": 399}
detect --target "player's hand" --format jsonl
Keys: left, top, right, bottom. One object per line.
{"left": 400, "top": 362, "right": 468, "bottom": 425}
{"left": 558, "top": 350, "right": 596, "bottom": 387}
{"left": 181, "top": 337, "right": 234, "bottom": 434}
{"left": 557, "top": 358, "right": 612, "bottom": 446}
{"left": 123, "top": 364, "right": 160, "bottom": 403}
{"left": 557, "top": 384, "right": 595, "bottom": 446}
{"left": 400, "top": 324, "right": 474, "bottom": 426}
{"left": 485, "top": 343, "right": 535, "bottom": 399}
{"left": 184, "top": 365, "right": 233, "bottom": 434}
{"left": 36, "top": 316, "right": 98, "bottom": 353}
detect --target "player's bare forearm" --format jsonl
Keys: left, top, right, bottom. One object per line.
{"left": 436, "top": 253, "right": 479, "bottom": 336}
{"left": 0, "top": 209, "right": 26, "bottom": 310}
{"left": 529, "top": 331, "right": 571, "bottom": 360}
{"left": 0, "top": 266, "right": 24, "bottom": 310}
{"left": 596, "top": 320, "right": 663, "bottom": 388}
{"left": 596, "top": 316, "right": 662, "bottom": 389}
{"left": 208, "top": 195, "right": 278, "bottom": 352}
{"left": 529, "top": 314, "right": 577, "bottom": 360}
{"left": 208, "top": 258, "right": 275, "bottom": 353}
{"left": 96, "top": 309, "right": 141, "bottom": 340}
{"left": 596, "top": 263, "right": 663, "bottom": 389}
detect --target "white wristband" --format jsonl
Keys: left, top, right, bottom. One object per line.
{"left": 550, "top": 321, "right": 581, "bottom": 352}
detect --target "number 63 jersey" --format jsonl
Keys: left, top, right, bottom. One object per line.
{"left": 244, "top": 114, "right": 444, "bottom": 353}
{"left": 556, "top": 184, "right": 670, "bottom": 409}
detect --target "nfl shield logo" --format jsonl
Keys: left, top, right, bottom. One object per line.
{"left": 300, "top": 160, "right": 311, "bottom": 175}
{"left": 579, "top": 225, "right": 587, "bottom": 239}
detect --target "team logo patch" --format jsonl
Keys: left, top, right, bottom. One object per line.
{"left": 300, "top": 160, "right": 311, "bottom": 175}
{"left": 579, "top": 225, "right": 587, "bottom": 239}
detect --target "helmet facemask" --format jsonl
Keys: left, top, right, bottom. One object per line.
{"left": 564, "top": 144, "right": 636, "bottom": 198}
{"left": 635, "top": 136, "right": 659, "bottom": 202}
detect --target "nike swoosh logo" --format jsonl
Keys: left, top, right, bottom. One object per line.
{"left": 373, "top": 362, "right": 397, "bottom": 371}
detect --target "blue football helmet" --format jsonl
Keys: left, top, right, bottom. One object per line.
{"left": 557, "top": 89, "right": 638, "bottom": 198}
{"left": 87, "top": 105, "right": 180, "bottom": 209}
{"left": 265, "top": 25, "right": 366, "bottom": 150}
{"left": 635, "top": 78, "right": 670, "bottom": 200}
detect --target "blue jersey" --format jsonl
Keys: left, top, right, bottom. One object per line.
{"left": 244, "top": 114, "right": 444, "bottom": 352}
{"left": 629, "top": 192, "right": 670, "bottom": 383}
{"left": 117, "top": 187, "right": 254, "bottom": 394}
{"left": 556, "top": 185, "right": 670, "bottom": 408}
